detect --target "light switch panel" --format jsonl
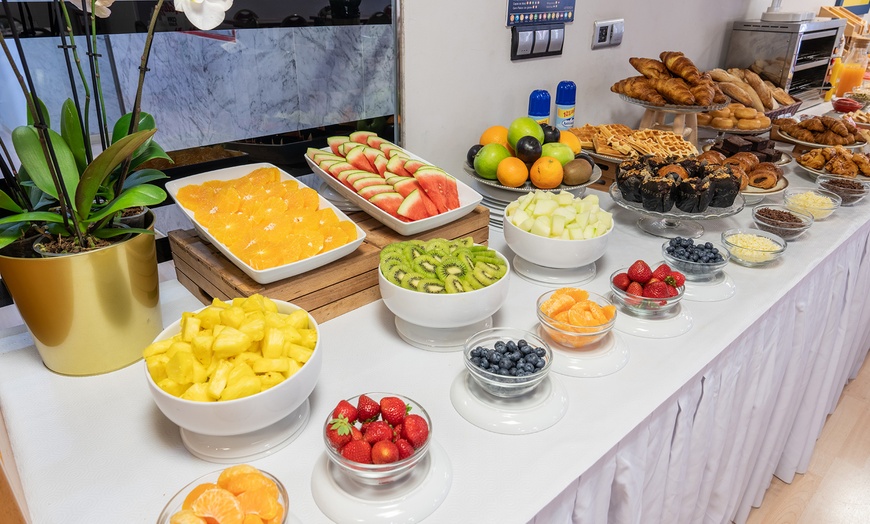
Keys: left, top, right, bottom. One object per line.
{"left": 533, "top": 29, "right": 550, "bottom": 54}
{"left": 516, "top": 30, "right": 534, "bottom": 56}
{"left": 610, "top": 20, "right": 624, "bottom": 46}
{"left": 548, "top": 28, "right": 564, "bottom": 52}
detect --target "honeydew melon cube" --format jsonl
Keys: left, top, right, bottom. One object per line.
{"left": 569, "top": 227, "right": 586, "bottom": 240}
{"left": 588, "top": 204, "right": 600, "bottom": 215}
{"left": 506, "top": 201, "right": 519, "bottom": 214}
{"left": 584, "top": 224, "right": 597, "bottom": 239}
{"left": 573, "top": 200, "right": 584, "bottom": 212}
{"left": 552, "top": 206, "right": 576, "bottom": 221}
{"left": 530, "top": 216, "right": 552, "bottom": 237}
{"left": 511, "top": 208, "right": 531, "bottom": 227}
{"left": 552, "top": 214, "right": 566, "bottom": 237}
{"left": 560, "top": 229, "right": 571, "bottom": 240}
{"left": 583, "top": 194, "right": 599, "bottom": 206}
{"left": 574, "top": 212, "right": 590, "bottom": 229}
{"left": 520, "top": 217, "right": 536, "bottom": 232}
{"left": 557, "top": 191, "right": 574, "bottom": 206}
{"left": 533, "top": 199, "right": 559, "bottom": 216}
{"left": 518, "top": 194, "right": 535, "bottom": 212}
{"left": 597, "top": 212, "right": 613, "bottom": 231}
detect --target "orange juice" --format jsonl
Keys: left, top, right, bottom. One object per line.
{"left": 836, "top": 62, "right": 866, "bottom": 97}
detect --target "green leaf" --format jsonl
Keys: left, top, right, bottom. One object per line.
{"left": 111, "top": 112, "right": 156, "bottom": 144}
{"left": 128, "top": 140, "right": 171, "bottom": 171}
{"left": 75, "top": 129, "right": 157, "bottom": 220}
{"left": 122, "top": 168, "right": 167, "bottom": 191}
{"left": 0, "top": 223, "right": 30, "bottom": 250}
{"left": 26, "top": 97, "right": 50, "bottom": 128}
{"left": 11, "top": 126, "right": 80, "bottom": 203}
{"left": 86, "top": 184, "right": 166, "bottom": 223}
{"left": 0, "top": 190, "right": 24, "bottom": 213}
{"left": 60, "top": 99, "right": 88, "bottom": 173}
{"left": 0, "top": 211, "right": 67, "bottom": 226}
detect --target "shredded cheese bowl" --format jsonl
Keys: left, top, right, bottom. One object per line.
{"left": 721, "top": 228, "right": 787, "bottom": 267}
{"left": 783, "top": 188, "right": 841, "bottom": 220}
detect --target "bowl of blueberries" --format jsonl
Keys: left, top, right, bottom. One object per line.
{"left": 661, "top": 237, "right": 729, "bottom": 282}
{"left": 464, "top": 328, "right": 552, "bottom": 398}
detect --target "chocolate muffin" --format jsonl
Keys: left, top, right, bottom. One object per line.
{"left": 640, "top": 174, "right": 677, "bottom": 213}
{"left": 674, "top": 177, "right": 712, "bottom": 213}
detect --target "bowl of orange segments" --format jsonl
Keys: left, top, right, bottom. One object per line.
{"left": 536, "top": 288, "right": 617, "bottom": 349}
{"left": 168, "top": 162, "right": 366, "bottom": 284}
{"left": 157, "top": 464, "right": 288, "bottom": 524}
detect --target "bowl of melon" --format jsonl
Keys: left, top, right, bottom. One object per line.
{"left": 143, "top": 294, "right": 321, "bottom": 461}
{"left": 503, "top": 191, "right": 614, "bottom": 269}
{"left": 377, "top": 237, "right": 510, "bottom": 332}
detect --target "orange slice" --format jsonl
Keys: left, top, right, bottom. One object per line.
{"left": 217, "top": 465, "right": 261, "bottom": 489}
{"left": 540, "top": 294, "right": 575, "bottom": 318}
{"left": 286, "top": 187, "right": 320, "bottom": 211}
{"left": 337, "top": 221, "right": 357, "bottom": 240}
{"left": 237, "top": 486, "right": 280, "bottom": 520}
{"left": 189, "top": 488, "right": 245, "bottom": 524}
{"left": 169, "top": 509, "right": 208, "bottom": 524}
{"left": 183, "top": 482, "right": 219, "bottom": 510}
{"left": 286, "top": 230, "right": 325, "bottom": 261}
{"left": 321, "top": 225, "right": 350, "bottom": 251}
{"left": 222, "top": 472, "right": 279, "bottom": 498}
{"left": 553, "top": 287, "right": 589, "bottom": 302}
{"left": 245, "top": 167, "right": 281, "bottom": 186}
{"left": 316, "top": 207, "right": 340, "bottom": 227}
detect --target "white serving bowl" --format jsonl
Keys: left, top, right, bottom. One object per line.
{"left": 144, "top": 300, "right": 322, "bottom": 437}
{"left": 378, "top": 249, "right": 510, "bottom": 329}
{"left": 502, "top": 208, "right": 613, "bottom": 269}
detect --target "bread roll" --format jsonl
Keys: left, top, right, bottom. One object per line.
{"left": 743, "top": 69, "right": 774, "bottom": 110}
{"left": 718, "top": 82, "right": 754, "bottom": 107}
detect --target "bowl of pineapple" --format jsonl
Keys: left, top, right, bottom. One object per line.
{"left": 142, "top": 294, "right": 321, "bottom": 462}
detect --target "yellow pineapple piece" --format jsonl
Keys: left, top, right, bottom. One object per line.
{"left": 142, "top": 338, "right": 173, "bottom": 358}
{"left": 286, "top": 343, "right": 313, "bottom": 363}
{"left": 207, "top": 360, "right": 233, "bottom": 399}
{"left": 219, "top": 305, "right": 246, "bottom": 329}
{"left": 285, "top": 309, "right": 309, "bottom": 330}
{"left": 157, "top": 378, "right": 189, "bottom": 397}
{"left": 239, "top": 316, "right": 265, "bottom": 342}
{"left": 297, "top": 328, "right": 317, "bottom": 350}
{"left": 195, "top": 306, "right": 223, "bottom": 330}
{"left": 191, "top": 334, "right": 214, "bottom": 367}
{"left": 212, "top": 324, "right": 225, "bottom": 337}
{"left": 259, "top": 371, "right": 285, "bottom": 390}
{"left": 229, "top": 361, "right": 256, "bottom": 384}
{"left": 180, "top": 313, "right": 201, "bottom": 343}
{"left": 145, "top": 354, "right": 169, "bottom": 382}
{"left": 210, "top": 297, "right": 230, "bottom": 308}
{"left": 264, "top": 311, "right": 286, "bottom": 329}
{"left": 232, "top": 351, "right": 261, "bottom": 367}
{"left": 166, "top": 351, "right": 196, "bottom": 385}
{"left": 221, "top": 375, "right": 262, "bottom": 400}
{"left": 252, "top": 357, "right": 291, "bottom": 374}
{"left": 280, "top": 326, "right": 302, "bottom": 345}
{"left": 284, "top": 359, "right": 302, "bottom": 379}
{"left": 166, "top": 341, "right": 193, "bottom": 359}
{"left": 181, "top": 383, "right": 214, "bottom": 402}
{"left": 261, "top": 327, "right": 285, "bottom": 359}
{"left": 192, "top": 361, "right": 209, "bottom": 383}
{"left": 240, "top": 294, "right": 266, "bottom": 312}
{"left": 213, "top": 326, "right": 253, "bottom": 359}
{"left": 261, "top": 296, "right": 278, "bottom": 313}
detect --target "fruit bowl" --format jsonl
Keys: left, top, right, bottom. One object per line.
{"left": 157, "top": 467, "right": 288, "bottom": 524}
{"left": 751, "top": 204, "right": 813, "bottom": 241}
{"left": 323, "top": 393, "right": 431, "bottom": 486}
{"left": 783, "top": 188, "right": 841, "bottom": 220}
{"left": 144, "top": 300, "right": 321, "bottom": 439}
{"left": 536, "top": 290, "right": 616, "bottom": 349}
{"left": 816, "top": 174, "right": 870, "bottom": 206}
{"left": 464, "top": 327, "right": 552, "bottom": 398}
{"left": 609, "top": 268, "right": 684, "bottom": 318}
{"left": 661, "top": 239, "right": 730, "bottom": 282}
{"left": 721, "top": 228, "right": 787, "bottom": 267}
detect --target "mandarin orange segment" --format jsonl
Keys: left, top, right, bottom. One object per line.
{"left": 190, "top": 488, "right": 245, "bottom": 524}
{"left": 222, "top": 472, "right": 279, "bottom": 498}
{"left": 281, "top": 179, "right": 299, "bottom": 192}
{"left": 218, "top": 465, "right": 261, "bottom": 489}
{"left": 337, "top": 221, "right": 357, "bottom": 239}
{"left": 237, "top": 486, "right": 280, "bottom": 519}
{"left": 264, "top": 504, "right": 285, "bottom": 524}
{"left": 540, "top": 294, "right": 575, "bottom": 317}
{"left": 602, "top": 305, "right": 617, "bottom": 320}
{"left": 316, "top": 207, "right": 340, "bottom": 227}
{"left": 170, "top": 509, "right": 208, "bottom": 524}
{"left": 183, "top": 482, "right": 220, "bottom": 511}
{"left": 286, "top": 187, "right": 320, "bottom": 211}
{"left": 245, "top": 167, "right": 281, "bottom": 185}
{"left": 554, "top": 287, "right": 589, "bottom": 302}
{"left": 243, "top": 515, "right": 265, "bottom": 524}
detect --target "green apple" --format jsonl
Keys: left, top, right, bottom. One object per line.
{"left": 473, "top": 143, "right": 511, "bottom": 180}
{"left": 541, "top": 142, "right": 575, "bottom": 166}
{"left": 507, "top": 117, "right": 545, "bottom": 150}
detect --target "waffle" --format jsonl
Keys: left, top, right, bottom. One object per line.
{"left": 572, "top": 124, "right": 696, "bottom": 158}
{"left": 569, "top": 124, "right": 596, "bottom": 149}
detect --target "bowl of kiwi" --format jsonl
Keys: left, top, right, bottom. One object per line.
{"left": 377, "top": 237, "right": 511, "bottom": 329}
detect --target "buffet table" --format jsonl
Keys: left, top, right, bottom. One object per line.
{"left": 2, "top": 124, "right": 870, "bottom": 523}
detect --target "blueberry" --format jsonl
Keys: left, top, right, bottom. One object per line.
{"left": 471, "top": 357, "right": 481, "bottom": 365}
{"left": 536, "top": 359, "right": 545, "bottom": 368}
{"left": 494, "top": 341, "right": 506, "bottom": 352}
{"left": 506, "top": 340, "right": 518, "bottom": 352}
{"left": 520, "top": 344, "right": 532, "bottom": 355}
{"left": 524, "top": 363, "right": 535, "bottom": 372}
{"left": 479, "top": 359, "right": 489, "bottom": 369}
{"left": 488, "top": 352, "right": 501, "bottom": 364}
{"left": 669, "top": 238, "right": 678, "bottom": 246}
{"left": 535, "top": 347, "right": 546, "bottom": 357}
{"left": 509, "top": 367, "right": 517, "bottom": 376}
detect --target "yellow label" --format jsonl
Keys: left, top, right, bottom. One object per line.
{"left": 556, "top": 106, "right": 575, "bottom": 119}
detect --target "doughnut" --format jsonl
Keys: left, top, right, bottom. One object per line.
{"left": 697, "top": 113, "right": 713, "bottom": 126}
{"left": 709, "top": 109, "right": 732, "bottom": 119}
{"left": 734, "top": 107, "right": 758, "bottom": 120}
{"left": 712, "top": 117, "right": 735, "bottom": 129}
{"left": 737, "top": 118, "right": 763, "bottom": 130}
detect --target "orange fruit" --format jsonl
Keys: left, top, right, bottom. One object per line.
{"left": 540, "top": 293, "right": 575, "bottom": 317}
{"left": 218, "top": 465, "right": 261, "bottom": 489}
{"left": 337, "top": 221, "right": 357, "bottom": 240}
{"left": 183, "top": 483, "right": 220, "bottom": 511}
{"left": 553, "top": 288, "right": 589, "bottom": 302}
{"left": 559, "top": 131, "right": 583, "bottom": 155}
{"left": 316, "top": 208, "right": 340, "bottom": 227}
{"left": 169, "top": 509, "right": 208, "bottom": 524}
{"left": 321, "top": 225, "right": 351, "bottom": 251}
{"left": 222, "top": 472, "right": 279, "bottom": 498}
{"left": 530, "top": 157, "right": 564, "bottom": 189}
{"left": 496, "top": 157, "right": 529, "bottom": 188}
{"left": 479, "top": 125, "right": 511, "bottom": 150}
{"left": 190, "top": 488, "right": 245, "bottom": 524}
{"left": 245, "top": 167, "right": 281, "bottom": 185}
{"left": 237, "top": 486, "right": 281, "bottom": 520}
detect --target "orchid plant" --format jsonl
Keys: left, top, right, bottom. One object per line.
{"left": 0, "top": 0, "right": 231, "bottom": 253}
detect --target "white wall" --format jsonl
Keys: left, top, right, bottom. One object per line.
{"left": 400, "top": 0, "right": 831, "bottom": 177}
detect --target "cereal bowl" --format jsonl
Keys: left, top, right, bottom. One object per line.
{"left": 144, "top": 299, "right": 321, "bottom": 437}
{"left": 502, "top": 207, "right": 613, "bottom": 269}
{"left": 661, "top": 240, "right": 730, "bottom": 282}
{"left": 783, "top": 188, "right": 841, "bottom": 220}
{"left": 752, "top": 204, "right": 813, "bottom": 241}
{"left": 721, "top": 228, "right": 786, "bottom": 267}
{"left": 536, "top": 290, "right": 616, "bottom": 349}
{"left": 157, "top": 467, "right": 288, "bottom": 524}
{"left": 464, "top": 327, "right": 552, "bottom": 398}
{"left": 323, "top": 393, "right": 431, "bottom": 486}
{"left": 816, "top": 174, "right": 870, "bottom": 206}
{"left": 609, "top": 267, "right": 684, "bottom": 318}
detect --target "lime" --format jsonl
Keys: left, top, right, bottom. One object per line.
{"left": 473, "top": 143, "right": 511, "bottom": 180}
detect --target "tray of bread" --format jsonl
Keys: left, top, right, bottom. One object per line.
{"left": 705, "top": 67, "right": 797, "bottom": 116}
{"left": 774, "top": 116, "right": 867, "bottom": 150}
{"left": 795, "top": 146, "right": 870, "bottom": 179}
{"left": 572, "top": 124, "right": 698, "bottom": 161}
{"left": 610, "top": 51, "right": 730, "bottom": 111}
{"left": 697, "top": 102, "right": 772, "bottom": 135}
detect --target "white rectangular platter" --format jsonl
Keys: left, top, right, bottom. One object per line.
{"left": 305, "top": 147, "right": 483, "bottom": 236}
{"left": 166, "top": 162, "right": 366, "bottom": 284}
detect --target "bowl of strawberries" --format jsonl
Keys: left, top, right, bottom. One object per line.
{"left": 323, "top": 393, "right": 431, "bottom": 485}
{"left": 609, "top": 260, "right": 685, "bottom": 318}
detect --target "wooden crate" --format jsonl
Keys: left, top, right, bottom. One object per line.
{"left": 588, "top": 158, "right": 617, "bottom": 193}
{"left": 169, "top": 206, "right": 490, "bottom": 322}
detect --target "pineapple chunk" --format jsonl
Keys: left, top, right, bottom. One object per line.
{"left": 166, "top": 351, "right": 196, "bottom": 385}
{"left": 221, "top": 375, "right": 262, "bottom": 401}
{"left": 212, "top": 327, "right": 252, "bottom": 359}
{"left": 252, "top": 357, "right": 292, "bottom": 374}
{"left": 264, "top": 311, "right": 286, "bottom": 329}
{"left": 210, "top": 298, "right": 229, "bottom": 308}
{"left": 284, "top": 309, "right": 309, "bottom": 330}
{"left": 219, "top": 305, "right": 246, "bottom": 329}
{"left": 207, "top": 361, "right": 233, "bottom": 399}
{"left": 229, "top": 361, "right": 256, "bottom": 383}
{"left": 240, "top": 294, "right": 266, "bottom": 312}
{"left": 191, "top": 334, "right": 214, "bottom": 367}
{"left": 239, "top": 316, "right": 265, "bottom": 342}
{"left": 297, "top": 328, "right": 318, "bottom": 350}
{"left": 180, "top": 313, "right": 201, "bottom": 343}
{"left": 145, "top": 354, "right": 170, "bottom": 382}
{"left": 284, "top": 359, "right": 302, "bottom": 379}
{"left": 232, "top": 351, "right": 262, "bottom": 367}
{"left": 181, "top": 383, "right": 214, "bottom": 402}
{"left": 166, "top": 341, "right": 193, "bottom": 359}
{"left": 286, "top": 343, "right": 313, "bottom": 363}
{"left": 280, "top": 326, "right": 303, "bottom": 345}
{"left": 259, "top": 371, "right": 285, "bottom": 390}
{"left": 157, "top": 378, "right": 189, "bottom": 397}
{"left": 195, "top": 306, "right": 223, "bottom": 330}
{"left": 142, "top": 339, "right": 173, "bottom": 358}
{"left": 261, "top": 327, "right": 285, "bottom": 359}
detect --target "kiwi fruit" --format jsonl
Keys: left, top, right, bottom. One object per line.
{"left": 450, "top": 237, "right": 474, "bottom": 250}
{"left": 380, "top": 251, "right": 408, "bottom": 269}
{"left": 415, "top": 277, "right": 447, "bottom": 294}
{"left": 453, "top": 249, "right": 477, "bottom": 272}
{"left": 400, "top": 271, "right": 427, "bottom": 291}
{"left": 425, "top": 238, "right": 450, "bottom": 253}
{"left": 380, "top": 243, "right": 406, "bottom": 260}
{"left": 444, "top": 275, "right": 469, "bottom": 294}
{"left": 412, "top": 254, "right": 440, "bottom": 277}
{"left": 435, "top": 255, "right": 470, "bottom": 281}
{"left": 472, "top": 262, "right": 499, "bottom": 286}
{"left": 562, "top": 157, "right": 594, "bottom": 186}
{"left": 463, "top": 273, "right": 484, "bottom": 290}
{"left": 478, "top": 260, "right": 507, "bottom": 279}
{"left": 381, "top": 238, "right": 505, "bottom": 293}
{"left": 403, "top": 243, "right": 427, "bottom": 261}
{"left": 382, "top": 264, "right": 409, "bottom": 286}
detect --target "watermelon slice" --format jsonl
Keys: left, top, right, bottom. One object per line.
{"left": 403, "top": 159, "right": 427, "bottom": 174}
{"left": 397, "top": 189, "right": 432, "bottom": 221}
{"left": 379, "top": 143, "right": 405, "bottom": 158}
{"left": 366, "top": 135, "right": 389, "bottom": 150}
{"left": 357, "top": 184, "right": 396, "bottom": 200}
{"left": 338, "top": 169, "right": 370, "bottom": 188}
{"left": 386, "top": 156, "right": 412, "bottom": 177}
{"left": 327, "top": 136, "right": 351, "bottom": 155}
{"left": 414, "top": 167, "right": 459, "bottom": 213}
{"left": 350, "top": 130, "right": 377, "bottom": 144}
{"left": 392, "top": 178, "right": 439, "bottom": 216}
{"left": 313, "top": 152, "right": 343, "bottom": 165}
{"left": 338, "top": 142, "right": 363, "bottom": 156}
{"left": 306, "top": 147, "right": 323, "bottom": 160}
{"left": 352, "top": 176, "right": 388, "bottom": 191}
{"left": 318, "top": 159, "right": 341, "bottom": 171}
{"left": 373, "top": 155, "right": 389, "bottom": 176}
{"left": 328, "top": 162, "right": 356, "bottom": 178}
{"left": 346, "top": 147, "right": 377, "bottom": 173}
{"left": 362, "top": 146, "right": 385, "bottom": 167}
{"left": 369, "top": 192, "right": 406, "bottom": 220}
{"left": 384, "top": 174, "right": 409, "bottom": 186}
{"left": 346, "top": 171, "right": 380, "bottom": 186}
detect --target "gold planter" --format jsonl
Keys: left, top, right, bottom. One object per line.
{"left": 0, "top": 212, "right": 162, "bottom": 376}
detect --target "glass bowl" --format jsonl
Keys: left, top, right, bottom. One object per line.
{"left": 752, "top": 204, "right": 813, "bottom": 241}
{"left": 536, "top": 290, "right": 615, "bottom": 349}
{"left": 322, "top": 393, "right": 431, "bottom": 486}
{"left": 157, "top": 467, "right": 288, "bottom": 524}
{"left": 661, "top": 240, "right": 729, "bottom": 282}
{"left": 609, "top": 267, "right": 684, "bottom": 318}
{"left": 464, "top": 327, "right": 552, "bottom": 398}
{"left": 721, "top": 228, "right": 786, "bottom": 267}
{"left": 783, "top": 188, "right": 841, "bottom": 220}
{"left": 816, "top": 174, "right": 870, "bottom": 206}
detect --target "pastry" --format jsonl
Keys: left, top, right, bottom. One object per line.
{"left": 674, "top": 177, "right": 712, "bottom": 213}
{"left": 629, "top": 57, "right": 671, "bottom": 79}
{"left": 648, "top": 77, "right": 696, "bottom": 105}
{"left": 734, "top": 107, "right": 758, "bottom": 120}
{"left": 660, "top": 51, "right": 702, "bottom": 84}
{"left": 737, "top": 118, "right": 764, "bottom": 130}
{"left": 690, "top": 81, "right": 715, "bottom": 106}
{"left": 696, "top": 150, "right": 726, "bottom": 164}
{"left": 640, "top": 173, "right": 677, "bottom": 213}
{"left": 728, "top": 151, "right": 760, "bottom": 172}
{"left": 748, "top": 169, "right": 777, "bottom": 189}
{"left": 616, "top": 160, "right": 649, "bottom": 202}
{"left": 611, "top": 76, "right": 667, "bottom": 106}
{"left": 657, "top": 163, "right": 689, "bottom": 180}
{"left": 712, "top": 117, "right": 735, "bottom": 129}
{"left": 743, "top": 69, "right": 774, "bottom": 110}
{"left": 718, "top": 81, "right": 755, "bottom": 107}
{"left": 697, "top": 113, "right": 713, "bottom": 126}
{"left": 706, "top": 165, "right": 740, "bottom": 207}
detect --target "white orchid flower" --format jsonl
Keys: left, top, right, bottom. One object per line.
{"left": 68, "top": 0, "right": 116, "bottom": 19}
{"left": 175, "top": 0, "right": 233, "bottom": 30}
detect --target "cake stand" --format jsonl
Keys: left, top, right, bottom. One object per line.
{"left": 537, "top": 327, "right": 631, "bottom": 378}
{"left": 619, "top": 93, "right": 729, "bottom": 148}
{"left": 610, "top": 183, "right": 745, "bottom": 238}
{"left": 395, "top": 316, "right": 494, "bottom": 352}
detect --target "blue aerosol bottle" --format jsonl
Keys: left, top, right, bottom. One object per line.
{"left": 528, "top": 89, "right": 551, "bottom": 126}
{"left": 554, "top": 81, "right": 576, "bottom": 130}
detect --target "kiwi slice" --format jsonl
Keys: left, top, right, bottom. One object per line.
{"left": 471, "top": 253, "right": 502, "bottom": 265}
{"left": 380, "top": 243, "right": 406, "bottom": 261}
{"left": 449, "top": 237, "right": 474, "bottom": 250}
{"left": 444, "top": 275, "right": 469, "bottom": 294}
{"left": 425, "top": 239, "right": 450, "bottom": 253}
{"left": 380, "top": 251, "right": 408, "bottom": 269}
{"left": 415, "top": 277, "right": 447, "bottom": 294}
{"left": 382, "top": 264, "right": 409, "bottom": 286}
{"left": 479, "top": 260, "right": 507, "bottom": 279}
{"left": 400, "top": 271, "right": 427, "bottom": 291}
{"left": 462, "top": 273, "right": 485, "bottom": 290}
{"left": 403, "top": 243, "right": 427, "bottom": 261}
{"left": 452, "top": 249, "right": 477, "bottom": 271}
{"left": 412, "top": 254, "right": 440, "bottom": 277}
{"left": 472, "top": 262, "right": 499, "bottom": 286}
{"left": 435, "top": 255, "right": 470, "bottom": 281}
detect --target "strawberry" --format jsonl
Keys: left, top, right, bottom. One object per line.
{"left": 612, "top": 272, "right": 631, "bottom": 291}
{"left": 665, "top": 271, "right": 685, "bottom": 288}
{"left": 626, "top": 281, "right": 643, "bottom": 297}
{"left": 401, "top": 414, "right": 429, "bottom": 449}
{"left": 332, "top": 400, "right": 358, "bottom": 424}
{"left": 340, "top": 440, "right": 372, "bottom": 464}
{"left": 325, "top": 415, "right": 354, "bottom": 450}
{"left": 627, "top": 260, "right": 652, "bottom": 284}
{"left": 666, "top": 284, "right": 679, "bottom": 297}
{"left": 651, "top": 263, "right": 671, "bottom": 281}
{"left": 363, "top": 420, "right": 394, "bottom": 444}
{"left": 642, "top": 281, "right": 670, "bottom": 299}
{"left": 351, "top": 426, "right": 363, "bottom": 441}
{"left": 380, "top": 396, "right": 409, "bottom": 426}
{"left": 392, "top": 423, "right": 403, "bottom": 442}
{"left": 357, "top": 394, "right": 380, "bottom": 422}
{"left": 395, "top": 438, "right": 415, "bottom": 460}
{"left": 371, "top": 440, "right": 400, "bottom": 464}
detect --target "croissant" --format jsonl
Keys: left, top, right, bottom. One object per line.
{"left": 853, "top": 154, "right": 870, "bottom": 175}
{"left": 660, "top": 51, "right": 702, "bottom": 85}
{"left": 821, "top": 116, "right": 850, "bottom": 137}
{"left": 649, "top": 77, "right": 696, "bottom": 105}
{"left": 690, "top": 81, "right": 715, "bottom": 106}
{"left": 629, "top": 57, "right": 671, "bottom": 80}
{"left": 800, "top": 118, "right": 825, "bottom": 132}
{"left": 611, "top": 76, "right": 667, "bottom": 106}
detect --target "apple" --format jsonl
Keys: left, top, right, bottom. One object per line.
{"left": 506, "top": 191, "right": 613, "bottom": 240}
{"left": 473, "top": 143, "right": 511, "bottom": 180}
{"left": 507, "top": 117, "right": 545, "bottom": 150}
{"left": 541, "top": 142, "right": 574, "bottom": 166}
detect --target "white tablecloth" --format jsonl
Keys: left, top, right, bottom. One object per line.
{"left": 2, "top": 152, "right": 869, "bottom": 523}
